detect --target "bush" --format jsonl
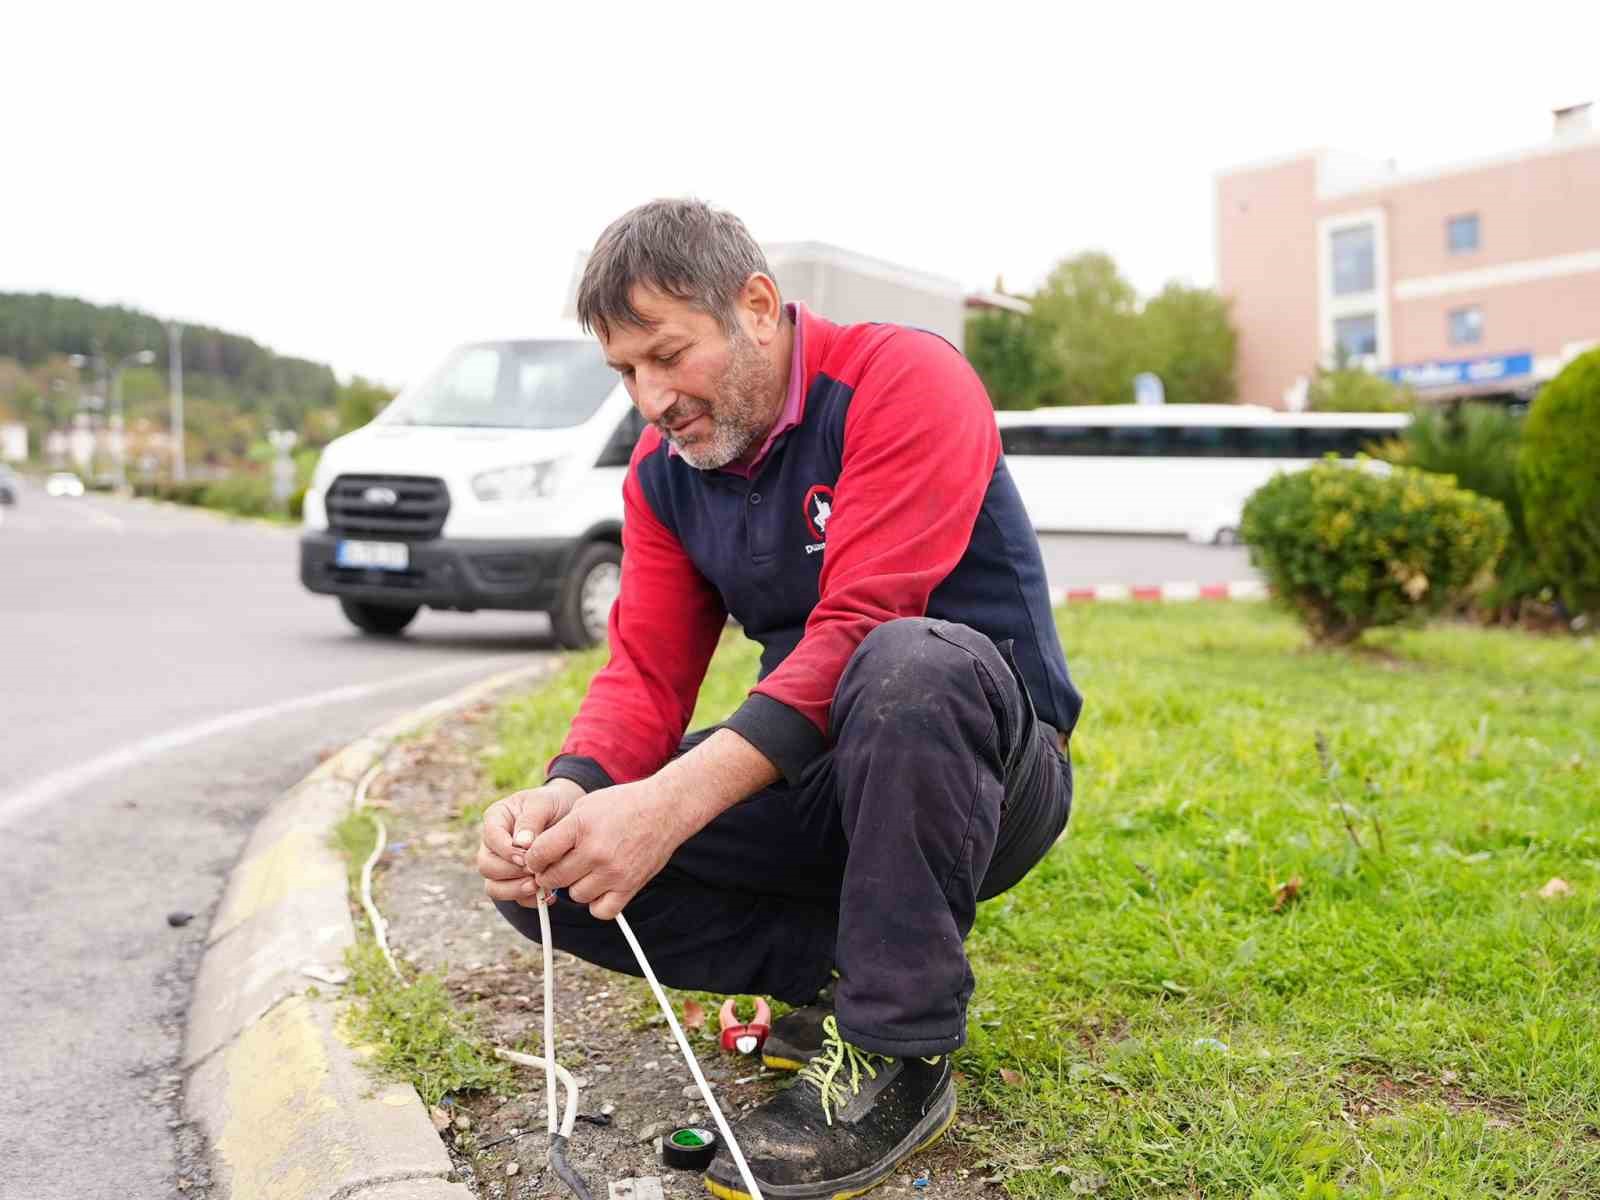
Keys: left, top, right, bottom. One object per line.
{"left": 199, "top": 472, "right": 274, "bottom": 518}
{"left": 1241, "top": 457, "right": 1509, "bottom": 645}
{"left": 1389, "top": 403, "right": 1549, "bottom": 615}
{"left": 1520, "top": 349, "right": 1600, "bottom": 617}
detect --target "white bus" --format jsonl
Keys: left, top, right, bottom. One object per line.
{"left": 994, "top": 404, "right": 1409, "bottom": 543}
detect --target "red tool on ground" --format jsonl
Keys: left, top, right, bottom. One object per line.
{"left": 718, "top": 997, "right": 772, "bottom": 1055}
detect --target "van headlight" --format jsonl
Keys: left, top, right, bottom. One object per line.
{"left": 472, "top": 460, "right": 563, "bottom": 502}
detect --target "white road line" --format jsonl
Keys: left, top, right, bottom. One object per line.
{"left": 0, "top": 656, "right": 521, "bottom": 830}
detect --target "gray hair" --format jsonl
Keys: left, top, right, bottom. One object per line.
{"left": 576, "top": 198, "right": 775, "bottom": 339}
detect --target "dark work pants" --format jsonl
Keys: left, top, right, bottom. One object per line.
{"left": 495, "top": 617, "right": 1073, "bottom": 1058}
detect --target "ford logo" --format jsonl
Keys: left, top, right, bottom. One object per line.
{"left": 362, "top": 486, "right": 399, "bottom": 506}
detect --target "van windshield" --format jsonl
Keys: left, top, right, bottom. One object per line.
{"left": 379, "top": 340, "right": 616, "bottom": 429}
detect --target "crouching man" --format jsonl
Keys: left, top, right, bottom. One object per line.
{"left": 477, "top": 198, "right": 1080, "bottom": 1199}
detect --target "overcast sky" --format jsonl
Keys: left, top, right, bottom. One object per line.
{"left": 4, "top": 1, "right": 1596, "bottom": 387}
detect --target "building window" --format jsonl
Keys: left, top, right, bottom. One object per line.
{"left": 1449, "top": 305, "right": 1483, "bottom": 345}
{"left": 1333, "top": 314, "right": 1378, "bottom": 360}
{"left": 1331, "top": 225, "right": 1376, "bottom": 295}
{"left": 1448, "top": 214, "right": 1480, "bottom": 254}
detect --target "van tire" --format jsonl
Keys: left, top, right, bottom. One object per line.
{"left": 340, "top": 598, "right": 420, "bottom": 636}
{"left": 553, "top": 541, "right": 622, "bottom": 649}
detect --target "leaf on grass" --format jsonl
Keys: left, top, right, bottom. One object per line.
{"left": 1099, "top": 1072, "right": 1131, "bottom": 1090}
{"left": 1272, "top": 876, "right": 1304, "bottom": 912}
{"left": 1160, "top": 979, "right": 1190, "bottom": 996}
{"left": 682, "top": 999, "right": 706, "bottom": 1030}
{"left": 999, "top": 1068, "right": 1024, "bottom": 1086}
{"left": 429, "top": 1105, "right": 451, "bottom": 1132}
{"left": 1538, "top": 877, "right": 1573, "bottom": 900}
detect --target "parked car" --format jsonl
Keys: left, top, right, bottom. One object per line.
{"left": 0, "top": 465, "right": 18, "bottom": 505}
{"left": 299, "top": 329, "right": 640, "bottom": 646}
{"left": 45, "top": 471, "right": 85, "bottom": 498}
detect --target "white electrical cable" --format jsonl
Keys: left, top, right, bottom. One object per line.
{"left": 615, "top": 912, "right": 765, "bottom": 1200}
{"left": 354, "top": 764, "right": 404, "bottom": 985}
{"left": 350, "top": 763, "right": 758, "bottom": 1192}
{"left": 352, "top": 764, "right": 582, "bottom": 1133}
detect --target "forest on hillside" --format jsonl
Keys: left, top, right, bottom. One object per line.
{"left": 0, "top": 293, "right": 389, "bottom": 471}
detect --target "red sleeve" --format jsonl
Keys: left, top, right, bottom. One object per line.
{"left": 550, "top": 430, "right": 727, "bottom": 787}
{"left": 730, "top": 331, "right": 999, "bottom": 773}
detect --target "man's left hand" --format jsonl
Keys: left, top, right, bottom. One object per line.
{"left": 523, "top": 777, "right": 692, "bottom": 921}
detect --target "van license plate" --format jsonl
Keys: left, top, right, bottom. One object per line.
{"left": 337, "top": 540, "right": 410, "bottom": 571}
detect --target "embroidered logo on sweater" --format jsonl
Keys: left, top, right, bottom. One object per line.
{"left": 803, "top": 484, "right": 834, "bottom": 554}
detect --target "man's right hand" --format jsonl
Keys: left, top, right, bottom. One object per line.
{"left": 477, "top": 778, "right": 586, "bottom": 906}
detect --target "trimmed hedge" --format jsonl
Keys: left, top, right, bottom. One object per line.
{"left": 1241, "top": 457, "right": 1509, "bottom": 645}
{"left": 1519, "top": 348, "right": 1600, "bottom": 617}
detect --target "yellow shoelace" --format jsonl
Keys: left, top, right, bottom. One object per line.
{"left": 797, "top": 1015, "right": 888, "bottom": 1126}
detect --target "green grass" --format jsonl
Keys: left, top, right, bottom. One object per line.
{"left": 329, "top": 811, "right": 512, "bottom": 1106}
{"left": 485, "top": 606, "right": 1600, "bottom": 1197}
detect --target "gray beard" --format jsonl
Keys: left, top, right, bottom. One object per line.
{"left": 671, "top": 331, "right": 779, "bottom": 470}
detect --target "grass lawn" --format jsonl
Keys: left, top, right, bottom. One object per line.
{"left": 486, "top": 604, "right": 1600, "bottom": 1198}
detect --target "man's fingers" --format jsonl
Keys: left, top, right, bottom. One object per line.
{"left": 480, "top": 797, "right": 522, "bottom": 862}
{"left": 526, "top": 810, "right": 584, "bottom": 878}
{"left": 588, "top": 890, "right": 631, "bottom": 922}
{"left": 475, "top": 843, "right": 526, "bottom": 882}
{"left": 483, "top": 875, "right": 542, "bottom": 904}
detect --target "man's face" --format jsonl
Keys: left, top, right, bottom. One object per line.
{"left": 599, "top": 287, "right": 781, "bottom": 470}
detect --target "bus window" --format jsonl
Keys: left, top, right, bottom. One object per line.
{"left": 1171, "top": 425, "right": 1232, "bottom": 457}
{"left": 1106, "top": 425, "right": 1170, "bottom": 456}
{"left": 1000, "top": 426, "right": 1103, "bottom": 455}
{"left": 1241, "top": 426, "right": 1299, "bottom": 458}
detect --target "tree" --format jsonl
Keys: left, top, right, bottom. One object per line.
{"left": 1137, "top": 283, "right": 1238, "bottom": 405}
{"left": 1519, "top": 347, "right": 1600, "bottom": 617}
{"left": 1028, "top": 253, "right": 1141, "bottom": 406}
{"left": 336, "top": 376, "right": 395, "bottom": 434}
{"left": 1306, "top": 347, "right": 1412, "bottom": 412}
{"left": 964, "top": 309, "right": 1058, "bottom": 410}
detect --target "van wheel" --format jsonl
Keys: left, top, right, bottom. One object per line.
{"left": 340, "top": 598, "right": 420, "bottom": 636}
{"left": 553, "top": 542, "right": 622, "bottom": 649}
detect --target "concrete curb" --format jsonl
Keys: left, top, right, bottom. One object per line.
{"left": 183, "top": 659, "right": 556, "bottom": 1200}
{"left": 1049, "top": 579, "right": 1267, "bottom": 605}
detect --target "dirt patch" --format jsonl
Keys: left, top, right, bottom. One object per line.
{"left": 359, "top": 683, "right": 1004, "bottom": 1199}
{"left": 1335, "top": 1064, "right": 1523, "bottom": 1129}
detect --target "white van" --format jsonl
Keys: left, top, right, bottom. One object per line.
{"left": 299, "top": 330, "right": 640, "bottom": 646}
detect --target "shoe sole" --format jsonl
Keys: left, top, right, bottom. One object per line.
{"left": 702, "top": 1085, "right": 957, "bottom": 1200}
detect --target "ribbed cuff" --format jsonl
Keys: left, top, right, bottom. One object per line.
{"left": 545, "top": 755, "right": 613, "bottom": 793}
{"left": 724, "top": 693, "right": 827, "bottom": 786}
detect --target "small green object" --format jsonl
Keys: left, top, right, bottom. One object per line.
{"left": 671, "top": 1129, "right": 705, "bottom": 1147}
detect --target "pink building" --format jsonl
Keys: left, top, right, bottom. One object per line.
{"left": 1217, "top": 103, "right": 1600, "bottom": 407}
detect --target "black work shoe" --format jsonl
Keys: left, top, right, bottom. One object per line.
{"left": 762, "top": 981, "right": 836, "bottom": 1071}
{"left": 705, "top": 1016, "right": 956, "bottom": 1200}
{"left": 762, "top": 1003, "right": 832, "bottom": 1071}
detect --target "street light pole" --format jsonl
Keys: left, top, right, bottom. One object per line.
{"left": 109, "top": 349, "right": 156, "bottom": 491}
{"left": 168, "top": 322, "right": 185, "bottom": 482}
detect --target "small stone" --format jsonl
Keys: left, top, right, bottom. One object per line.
{"left": 505, "top": 1161, "right": 520, "bottom": 1176}
{"left": 643, "top": 1060, "right": 659, "bottom": 1070}
{"left": 682, "top": 1083, "right": 702, "bottom": 1098}
{"left": 166, "top": 911, "right": 194, "bottom": 927}
{"left": 453, "top": 1114, "right": 472, "bottom": 1131}
{"left": 601, "top": 1102, "right": 616, "bottom": 1115}
{"left": 637, "top": 1120, "right": 672, "bottom": 1143}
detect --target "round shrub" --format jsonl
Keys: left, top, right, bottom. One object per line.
{"left": 1241, "top": 457, "right": 1509, "bottom": 645}
{"left": 1519, "top": 348, "right": 1600, "bottom": 617}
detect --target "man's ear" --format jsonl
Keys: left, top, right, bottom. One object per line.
{"left": 737, "top": 273, "right": 784, "bottom": 346}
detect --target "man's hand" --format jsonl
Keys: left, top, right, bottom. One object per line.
{"left": 477, "top": 778, "right": 585, "bottom": 907}
{"left": 524, "top": 778, "right": 695, "bottom": 922}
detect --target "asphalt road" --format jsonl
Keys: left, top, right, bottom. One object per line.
{"left": 0, "top": 483, "right": 557, "bottom": 1200}
{"left": 0, "top": 481, "right": 1253, "bottom": 1199}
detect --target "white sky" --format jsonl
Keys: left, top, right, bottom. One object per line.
{"left": 3, "top": 1, "right": 1596, "bottom": 387}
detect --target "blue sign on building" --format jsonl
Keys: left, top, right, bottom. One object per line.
{"left": 1381, "top": 351, "right": 1534, "bottom": 391}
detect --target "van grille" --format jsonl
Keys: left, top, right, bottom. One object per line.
{"left": 326, "top": 474, "right": 449, "bottom": 539}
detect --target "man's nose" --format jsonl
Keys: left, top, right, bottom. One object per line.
{"left": 632, "top": 365, "right": 675, "bottom": 423}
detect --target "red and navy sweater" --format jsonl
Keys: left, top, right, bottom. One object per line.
{"left": 549, "top": 306, "right": 1081, "bottom": 791}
